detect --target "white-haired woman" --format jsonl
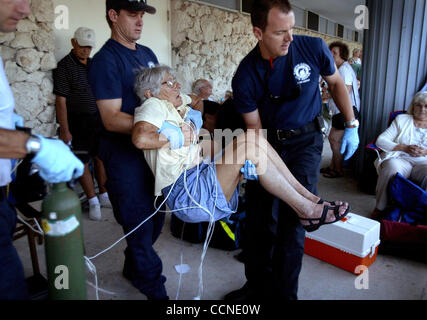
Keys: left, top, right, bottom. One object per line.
{"left": 349, "top": 48, "right": 361, "bottom": 65}
{"left": 131, "top": 65, "right": 349, "bottom": 232}
{"left": 372, "top": 91, "right": 427, "bottom": 218}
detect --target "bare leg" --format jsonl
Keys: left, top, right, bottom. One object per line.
{"left": 327, "top": 130, "right": 335, "bottom": 171}
{"left": 93, "top": 156, "right": 108, "bottom": 194}
{"left": 218, "top": 131, "right": 319, "bottom": 203}
{"left": 79, "top": 163, "right": 96, "bottom": 199}
{"left": 215, "top": 131, "right": 348, "bottom": 226}
{"left": 328, "top": 128, "right": 344, "bottom": 175}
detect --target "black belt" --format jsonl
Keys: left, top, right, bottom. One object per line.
{"left": 274, "top": 121, "right": 317, "bottom": 141}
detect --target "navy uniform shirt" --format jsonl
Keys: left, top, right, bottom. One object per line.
{"left": 232, "top": 35, "right": 335, "bottom": 130}
{"left": 88, "top": 39, "right": 158, "bottom": 138}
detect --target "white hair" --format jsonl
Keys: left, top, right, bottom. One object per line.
{"left": 192, "top": 79, "right": 211, "bottom": 96}
{"left": 407, "top": 91, "right": 427, "bottom": 115}
{"left": 134, "top": 65, "right": 175, "bottom": 103}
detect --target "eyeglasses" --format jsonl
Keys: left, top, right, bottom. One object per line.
{"left": 128, "top": 0, "right": 147, "bottom": 3}
{"left": 162, "top": 80, "right": 177, "bottom": 88}
{"left": 414, "top": 103, "right": 427, "bottom": 109}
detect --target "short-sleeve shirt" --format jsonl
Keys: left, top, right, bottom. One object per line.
{"left": 232, "top": 35, "right": 335, "bottom": 130}
{"left": 350, "top": 63, "right": 361, "bottom": 80}
{"left": 53, "top": 51, "right": 98, "bottom": 114}
{"left": 134, "top": 94, "right": 201, "bottom": 195}
{"left": 0, "top": 57, "right": 14, "bottom": 186}
{"left": 328, "top": 61, "right": 360, "bottom": 115}
{"left": 349, "top": 57, "right": 361, "bottom": 65}
{"left": 88, "top": 39, "right": 158, "bottom": 138}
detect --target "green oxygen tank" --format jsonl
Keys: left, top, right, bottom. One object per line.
{"left": 41, "top": 182, "right": 86, "bottom": 300}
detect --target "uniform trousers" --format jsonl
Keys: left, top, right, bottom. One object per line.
{"left": 243, "top": 130, "right": 324, "bottom": 300}
{"left": 0, "top": 187, "right": 28, "bottom": 300}
{"left": 98, "top": 136, "right": 167, "bottom": 300}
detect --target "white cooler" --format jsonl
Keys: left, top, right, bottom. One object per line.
{"left": 304, "top": 212, "right": 381, "bottom": 274}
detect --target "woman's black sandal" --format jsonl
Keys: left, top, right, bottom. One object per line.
{"left": 301, "top": 202, "right": 350, "bottom": 232}
{"left": 317, "top": 199, "right": 337, "bottom": 206}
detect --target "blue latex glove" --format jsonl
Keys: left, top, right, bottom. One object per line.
{"left": 340, "top": 127, "right": 360, "bottom": 160}
{"left": 240, "top": 160, "right": 259, "bottom": 181}
{"left": 12, "top": 112, "right": 24, "bottom": 128}
{"left": 31, "top": 135, "right": 84, "bottom": 183}
{"left": 157, "top": 121, "right": 184, "bottom": 150}
{"left": 185, "top": 108, "right": 203, "bottom": 133}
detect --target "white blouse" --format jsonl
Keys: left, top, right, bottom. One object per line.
{"left": 413, "top": 126, "right": 427, "bottom": 148}
{"left": 0, "top": 57, "right": 14, "bottom": 186}
{"left": 375, "top": 114, "right": 427, "bottom": 171}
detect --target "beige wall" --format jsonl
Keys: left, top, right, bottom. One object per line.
{"left": 52, "top": 0, "right": 171, "bottom": 64}
{"left": 171, "top": 0, "right": 257, "bottom": 101}
{"left": 292, "top": 27, "right": 362, "bottom": 60}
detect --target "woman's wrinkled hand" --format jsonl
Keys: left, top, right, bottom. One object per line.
{"left": 405, "top": 145, "right": 426, "bottom": 157}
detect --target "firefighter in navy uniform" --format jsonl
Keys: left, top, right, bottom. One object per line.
{"left": 225, "top": 0, "right": 359, "bottom": 300}
{"left": 88, "top": 0, "right": 168, "bottom": 300}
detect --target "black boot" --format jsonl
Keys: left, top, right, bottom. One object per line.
{"left": 223, "top": 282, "right": 260, "bottom": 301}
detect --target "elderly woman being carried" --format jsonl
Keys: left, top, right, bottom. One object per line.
{"left": 131, "top": 65, "right": 350, "bottom": 232}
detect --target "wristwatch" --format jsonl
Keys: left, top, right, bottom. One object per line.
{"left": 25, "top": 135, "right": 42, "bottom": 158}
{"left": 345, "top": 119, "right": 360, "bottom": 128}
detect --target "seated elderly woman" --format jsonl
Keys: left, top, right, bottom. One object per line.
{"left": 131, "top": 65, "right": 350, "bottom": 232}
{"left": 372, "top": 91, "right": 427, "bottom": 219}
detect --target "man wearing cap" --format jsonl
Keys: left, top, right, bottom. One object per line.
{"left": 53, "top": 27, "right": 112, "bottom": 222}
{"left": 88, "top": 0, "right": 168, "bottom": 300}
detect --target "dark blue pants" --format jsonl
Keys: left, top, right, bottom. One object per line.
{"left": 0, "top": 187, "right": 28, "bottom": 300}
{"left": 98, "top": 137, "right": 167, "bottom": 300}
{"left": 243, "top": 130, "right": 323, "bottom": 300}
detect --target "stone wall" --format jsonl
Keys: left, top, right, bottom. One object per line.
{"left": 0, "top": 0, "right": 56, "bottom": 136}
{"left": 171, "top": 0, "right": 362, "bottom": 101}
{"left": 171, "top": 0, "right": 257, "bottom": 101}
